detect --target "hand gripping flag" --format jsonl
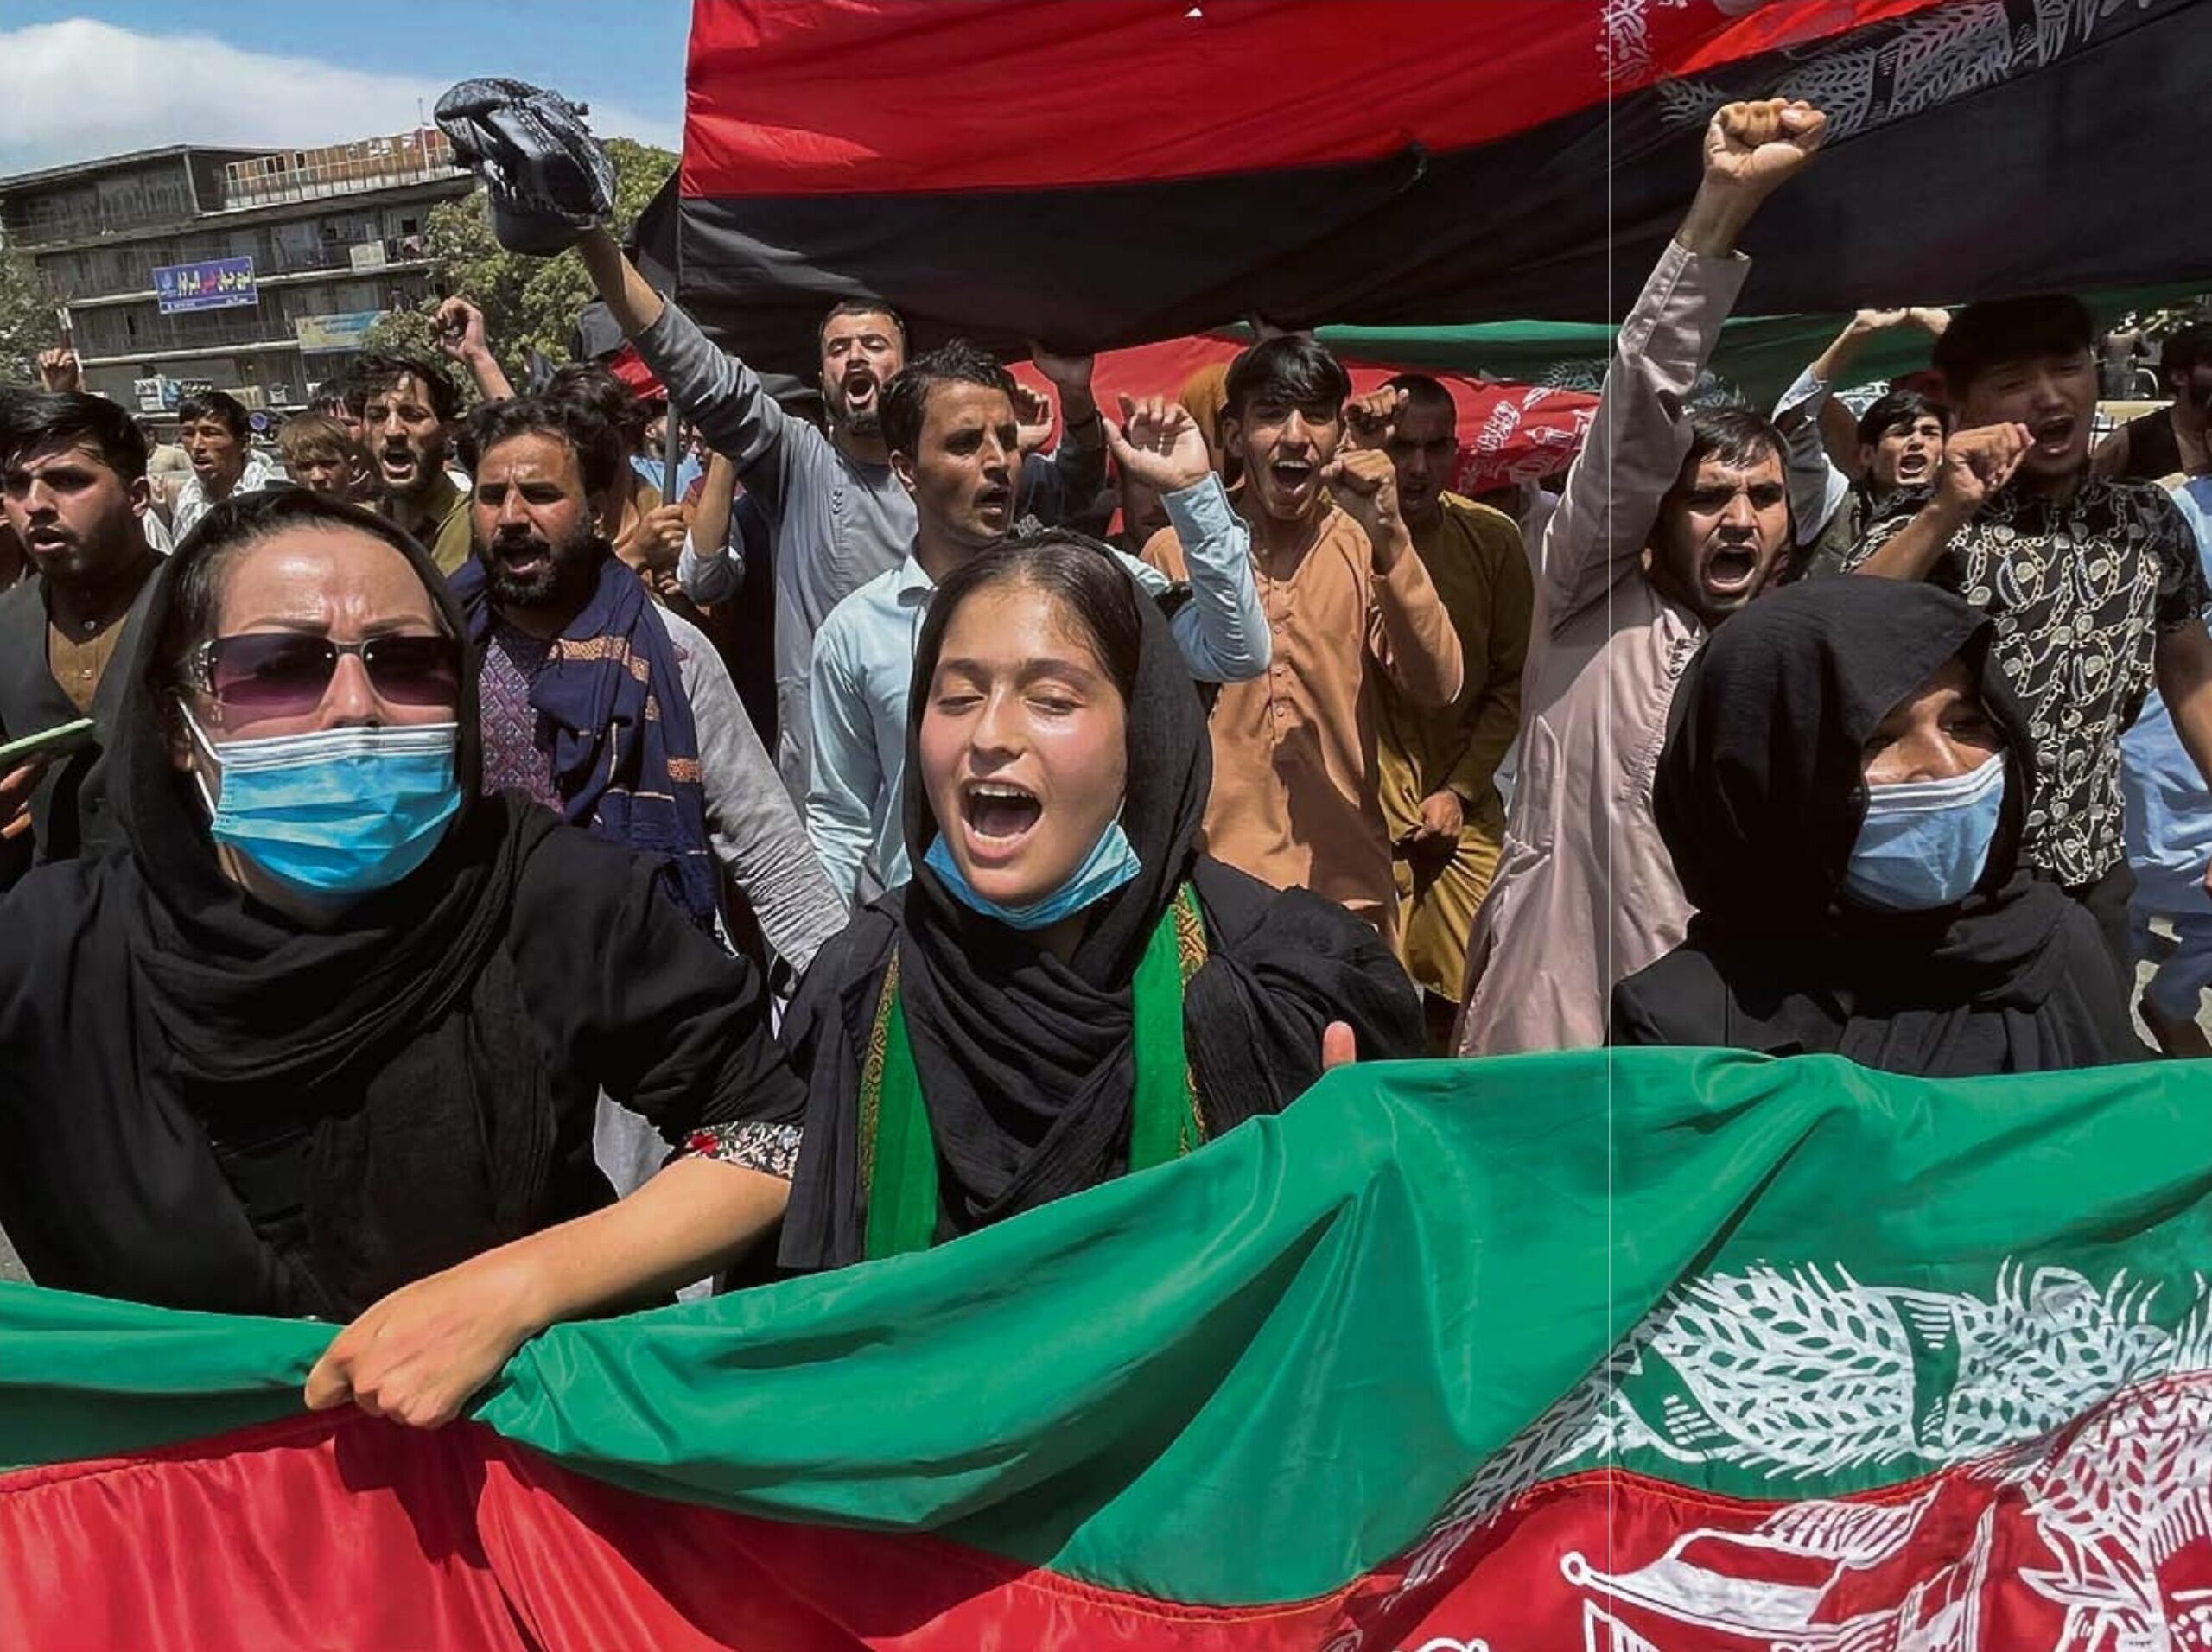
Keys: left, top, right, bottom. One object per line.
{"left": 7, "top": 1050, "right": 2212, "bottom": 1648}
{"left": 651, "top": 0, "right": 2212, "bottom": 375}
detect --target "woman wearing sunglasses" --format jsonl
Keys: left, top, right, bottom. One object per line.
{"left": 0, "top": 490, "right": 806, "bottom": 1427}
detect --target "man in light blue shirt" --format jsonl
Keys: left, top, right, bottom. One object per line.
{"left": 2123, "top": 473, "right": 2212, "bottom": 1054}
{"left": 808, "top": 342, "right": 1269, "bottom": 904}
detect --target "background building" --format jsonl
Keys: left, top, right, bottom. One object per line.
{"left": 0, "top": 130, "right": 474, "bottom": 431}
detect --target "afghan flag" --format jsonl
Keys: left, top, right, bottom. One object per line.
{"left": 647, "top": 0, "right": 2212, "bottom": 376}
{"left": 8, "top": 1050, "right": 2212, "bottom": 1648}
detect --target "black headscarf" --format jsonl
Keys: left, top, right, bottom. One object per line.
{"left": 778, "top": 543, "right": 1423, "bottom": 1268}
{"left": 1618, "top": 577, "right": 2135, "bottom": 1073}
{"left": 114, "top": 493, "right": 531, "bottom": 1093}
{"left": 0, "top": 492, "right": 798, "bottom": 1316}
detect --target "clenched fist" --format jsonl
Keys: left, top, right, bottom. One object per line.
{"left": 1321, "top": 447, "right": 1408, "bottom": 566}
{"left": 1935, "top": 423, "right": 2031, "bottom": 516}
{"left": 1703, "top": 99, "right": 1827, "bottom": 198}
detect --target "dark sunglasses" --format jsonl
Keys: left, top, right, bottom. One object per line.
{"left": 195, "top": 632, "right": 461, "bottom": 719}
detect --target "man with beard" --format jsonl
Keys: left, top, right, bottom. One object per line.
{"left": 1455, "top": 98, "right": 1826, "bottom": 1056}
{"left": 1770, "top": 307, "right": 1954, "bottom": 581}
{"left": 1142, "top": 339, "right": 1464, "bottom": 944}
{"left": 1847, "top": 295, "right": 2212, "bottom": 984}
{"left": 355, "top": 352, "right": 475, "bottom": 575}
{"left": 1346, "top": 374, "right": 1531, "bottom": 1047}
{"left": 0, "top": 392, "right": 162, "bottom": 885}
{"left": 171, "top": 390, "right": 281, "bottom": 540}
{"left": 454, "top": 393, "right": 842, "bottom": 1204}
{"left": 807, "top": 347, "right": 1268, "bottom": 905}
{"left": 569, "top": 229, "right": 1108, "bottom": 800}
{"left": 454, "top": 396, "right": 843, "bottom": 975}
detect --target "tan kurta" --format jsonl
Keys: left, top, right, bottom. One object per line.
{"left": 1374, "top": 495, "right": 1532, "bottom": 999}
{"left": 1455, "top": 239, "right": 1750, "bottom": 1054}
{"left": 1144, "top": 501, "right": 1463, "bottom": 941}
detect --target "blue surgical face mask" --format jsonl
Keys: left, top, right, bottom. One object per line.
{"left": 184, "top": 710, "right": 462, "bottom": 899}
{"left": 1842, "top": 752, "right": 2005, "bottom": 912}
{"left": 924, "top": 818, "right": 1142, "bottom": 931}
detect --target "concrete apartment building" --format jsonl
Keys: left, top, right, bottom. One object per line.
{"left": 0, "top": 130, "right": 475, "bottom": 429}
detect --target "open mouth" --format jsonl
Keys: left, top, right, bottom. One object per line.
{"left": 492, "top": 537, "right": 552, "bottom": 580}
{"left": 2029, "top": 414, "right": 2075, "bottom": 454}
{"left": 961, "top": 780, "right": 1042, "bottom": 845}
{"left": 1268, "top": 456, "right": 1316, "bottom": 494}
{"left": 378, "top": 446, "right": 419, "bottom": 483}
{"left": 842, "top": 371, "right": 878, "bottom": 412}
{"left": 976, "top": 485, "right": 1013, "bottom": 521}
{"left": 1704, "top": 543, "right": 1760, "bottom": 594}
{"left": 1895, "top": 454, "right": 1931, "bottom": 481}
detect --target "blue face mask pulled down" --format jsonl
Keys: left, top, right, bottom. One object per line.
{"left": 925, "top": 818, "right": 1142, "bottom": 931}
{"left": 1842, "top": 753, "right": 2005, "bottom": 912}
{"left": 185, "top": 712, "right": 462, "bottom": 899}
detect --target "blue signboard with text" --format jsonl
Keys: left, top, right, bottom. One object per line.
{"left": 152, "top": 257, "right": 258, "bottom": 315}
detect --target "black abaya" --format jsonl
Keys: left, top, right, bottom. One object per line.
{"left": 1611, "top": 578, "right": 2136, "bottom": 1075}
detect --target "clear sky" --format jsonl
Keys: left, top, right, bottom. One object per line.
{"left": 1, "top": 2, "right": 693, "bottom": 176}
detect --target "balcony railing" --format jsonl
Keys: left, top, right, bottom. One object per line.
{"left": 221, "top": 131, "right": 462, "bottom": 211}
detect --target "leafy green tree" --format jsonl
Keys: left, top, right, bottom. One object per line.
{"left": 0, "top": 242, "right": 63, "bottom": 386}
{"left": 360, "top": 137, "right": 676, "bottom": 381}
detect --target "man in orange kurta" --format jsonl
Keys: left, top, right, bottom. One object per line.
{"left": 1144, "top": 339, "right": 1463, "bottom": 943}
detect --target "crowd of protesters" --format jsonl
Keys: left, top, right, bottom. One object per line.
{"left": 2, "top": 96, "right": 2209, "bottom": 1423}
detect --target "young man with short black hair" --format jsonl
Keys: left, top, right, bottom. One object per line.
{"left": 1770, "top": 306, "right": 1955, "bottom": 581}
{"left": 171, "top": 389, "right": 279, "bottom": 539}
{"left": 1143, "top": 339, "right": 1463, "bottom": 944}
{"left": 1848, "top": 295, "right": 2212, "bottom": 982}
{"left": 0, "top": 392, "right": 162, "bottom": 882}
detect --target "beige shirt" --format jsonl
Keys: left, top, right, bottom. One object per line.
{"left": 1145, "top": 500, "right": 1462, "bottom": 938}
{"left": 1456, "top": 239, "right": 1750, "bottom": 1054}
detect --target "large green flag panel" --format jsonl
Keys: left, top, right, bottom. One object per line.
{"left": 4, "top": 1051, "right": 2212, "bottom": 1647}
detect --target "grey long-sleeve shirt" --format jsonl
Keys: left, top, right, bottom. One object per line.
{"left": 636, "top": 299, "right": 1106, "bottom": 803}
{"left": 658, "top": 605, "right": 847, "bottom": 974}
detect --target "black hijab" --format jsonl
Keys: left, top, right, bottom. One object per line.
{"left": 779, "top": 542, "right": 1423, "bottom": 1268}
{"left": 0, "top": 492, "right": 780, "bottom": 1318}
{"left": 1621, "top": 577, "right": 2135, "bottom": 1073}
{"left": 111, "top": 492, "right": 537, "bottom": 1093}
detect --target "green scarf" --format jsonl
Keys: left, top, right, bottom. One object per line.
{"left": 860, "top": 885, "right": 1209, "bottom": 1260}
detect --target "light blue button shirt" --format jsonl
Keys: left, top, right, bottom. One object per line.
{"left": 804, "top": 473, "right": 1270, "bottom": 904}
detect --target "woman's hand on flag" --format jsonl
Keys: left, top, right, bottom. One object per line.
{"left": 304, "top": 1253, "right": 547, "bottom": 1429}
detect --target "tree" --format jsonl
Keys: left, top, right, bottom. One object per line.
{"left": 360, "top": 136, "right": 677, "bottom": 384}
{"left": 0, "top": 242, "right": 63, "bottom": 387}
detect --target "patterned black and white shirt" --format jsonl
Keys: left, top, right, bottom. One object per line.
{"left": 1848, "top": 477, "right": 2210, "bottom": 887}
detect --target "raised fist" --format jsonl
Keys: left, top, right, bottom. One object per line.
{"left": 1320, "top": 445, "right": 1407, "bottom": 560}
{"left": 1343, "top": 387, "right": 1406, "bottom": 452}
{"left": 434, "top": 296, "right": 490, "bottom": 361}
{"left": 1935, "top": 423, "right": 2031, "bottom": 514}
{"left": 1703, "top": 99, "right": 1827, "bottom": 197}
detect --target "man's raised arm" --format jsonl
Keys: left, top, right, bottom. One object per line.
{"left": 575, "top": 229, "right": 805, "bottom": 518}
{"left": 1539, "top": 100, "right": 1826, "bottom": 634}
